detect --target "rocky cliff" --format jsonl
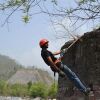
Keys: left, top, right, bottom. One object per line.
{"left": 57, "top": 28, "right": 100, "bottom": 100}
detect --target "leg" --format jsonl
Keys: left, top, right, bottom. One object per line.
{"left": 61, "top": 64, "right": 87, "bottom": 93}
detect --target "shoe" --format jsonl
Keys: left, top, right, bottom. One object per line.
{"left": 59, "top": 71, "right": 66, "bottom": 77}
{"left": 84, "top": 88, "right": 91, "bottom": 95}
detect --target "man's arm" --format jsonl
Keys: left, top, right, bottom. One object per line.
{"left": 47, "top": 56, "right": 61, "bottom": 72}
{"left": 47, "top": 56, "right": 65, "bottom": 77}
{"left": 53, "top": 50, "right": 61, "bottom": 55}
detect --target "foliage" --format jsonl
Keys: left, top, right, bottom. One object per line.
{"left": 22, "top": 15, "right": 30, "bottom": 23}
{"left": 0, "top": 80, "right": 7, "bottom": 95}
{"left": 0, "top": 0, "right": 99, "bottom": 39}
{"left": 0, "top": 0, "right": 99, "bottom": 21}
{"left": 48, "top": 82, "right": 58, "bottom": 98}
{"left": 29, "top": 82, "right": 48, "bottom": 98}
{"left": 27, "top": 81, "right": 32, "bottom": 90}
{"left": 0, "top": 80, "right": 58, "bottom": 98}
{"left": 9, "top": 84, "right": 28, "bottom": 96}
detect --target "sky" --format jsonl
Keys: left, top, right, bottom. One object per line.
{"left": 0, "top": 0, "right": 95, "bottom": 71}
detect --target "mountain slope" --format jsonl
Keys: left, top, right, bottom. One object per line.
{"left": 7, "top": 69, "right": 53, "bottom": 85}
{"left": 0, "top": 54, "right": 22, "bottom": 80}
{"left": 0, "top": 54, "right": 53, "bottom": 85}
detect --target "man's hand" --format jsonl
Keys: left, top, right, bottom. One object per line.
{"left": 60, "top": 48, "right": 67, "bottom": 58}
{"left": 59, "top": 70, "right": 66, "bottom": 77}
{"left": 61, "top": 48, "right": 67, "bottom": 54}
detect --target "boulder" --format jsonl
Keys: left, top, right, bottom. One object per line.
{"left": 57, "top": 28, "right": 100, "bottom": 100}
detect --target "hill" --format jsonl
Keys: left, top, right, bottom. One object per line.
{"left": 0, "top": 54, "right": 22, "bottom": 80}
{"left": 0, "top": 54, "right": 53, "bottom": 85}
{"left": 7, "top": 68, "right": 53, "bottom": 85}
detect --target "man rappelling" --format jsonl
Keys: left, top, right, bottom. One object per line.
{"left": 39, "top": 38, "right": 91, "bottom": 95}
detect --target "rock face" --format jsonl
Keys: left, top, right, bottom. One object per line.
{"left": 57, "top": 28, "right": 100, "bottom": 100}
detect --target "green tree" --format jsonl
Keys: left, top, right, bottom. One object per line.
{"left": 48, "top": 83, "right": 58, "bottom": 98}
{"left": 0, "top": 80, "right": 10, "bottom": 96}
{"left": 0, "top": 80, "right": 6, "bottom": 94}
{"left": 9, "top": 84, "right": 28, "bottom": 97}
{"left": 29, "top": 82, "right": 48, "bottom": 98}
{"left": 27, "top": 81, "right": 32, "bottom": 90}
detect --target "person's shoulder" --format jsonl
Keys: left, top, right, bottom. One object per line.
{"left": 42, "top": 48, "right": 46, "bottom": 51}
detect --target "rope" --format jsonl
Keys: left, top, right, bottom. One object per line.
{"left": 64, "top": 36, "right": 82, "bottom": 53}
{"left": 54, "top": 72, "right": 56, "bottom": 90}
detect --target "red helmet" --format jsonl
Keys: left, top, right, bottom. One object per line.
{"left": 39, "top": 39, "right": 48, "bottom": 48}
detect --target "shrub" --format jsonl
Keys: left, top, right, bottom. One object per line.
{"left": 48, "top": 83, "right": 58, "bottom": 98}
{"left": 29, "top": 82, "right": 48, "bottom": 98}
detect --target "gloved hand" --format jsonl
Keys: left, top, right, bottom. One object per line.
{"left": 59, "top": 70, "right": 66, "bottom": 77}
{"left": 60, "top": 49, "right": 67, "bottom": 57}
{"left": 61, "top": 48, "right": 66, "bottom": 54}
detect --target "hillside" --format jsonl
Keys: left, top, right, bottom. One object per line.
{"left": 0, "top": 54, "right": 53, "bottom": 85}
{"left": 0, "top": 54, "right": 22, "bottom": 80}
{"left": 7, "top": 68, "right": 53, "bottom": 85}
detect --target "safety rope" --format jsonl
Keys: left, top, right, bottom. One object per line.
{"left": 63, "top": 36, "right": 82, "bottom": 53}
{"left": 54, "top": 72, "right": 56, "bottom": 90}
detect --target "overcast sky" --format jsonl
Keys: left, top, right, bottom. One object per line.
{"left": 0, "top": 0, "right": 94, "bottom": 71}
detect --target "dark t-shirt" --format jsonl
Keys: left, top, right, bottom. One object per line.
{"left": 41, "top": 48, "right": 57, "bottom": 66}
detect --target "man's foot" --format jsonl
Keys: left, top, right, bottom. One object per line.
{"left": 59, "top": 71, "right": 66, "bottom": 77}
{"left": 84, "top": 88, "right": 91, "bottom": 95}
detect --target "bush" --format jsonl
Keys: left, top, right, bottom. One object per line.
{"left": 0, "top": 80, "right": 8, "bottom": 95}
{"left": 9, "top": 84, "right": 28, "bottom": 97}
{"left": 29, "top": 82, "right": 48, "bottom": 98}
{"left": 48, "top": 83, "right": 58, "bottom": 98}
{"left": 0, "top": 80, "right": 58, "bottom": 99}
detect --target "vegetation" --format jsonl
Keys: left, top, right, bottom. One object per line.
{"left": 0, "top": 80, "right": 58, "bottom": 99}
{"left": 29, "top": 82, "right": 48, "bottom": 98}
{"left": 0, "top": 54, "right": 56, "bottom": 98}
{"left": 0, "top": 0, "right": 99, "bottom": 39}
{"left": 48, "top": 83, "right": 58, "bottom": 98}
{"left": 0, "top": 0, "right": 99, "bottom": 22}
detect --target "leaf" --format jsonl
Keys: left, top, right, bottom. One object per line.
{"left": 15, "top": 0, "right": 21, "bottom": 4}
{"left": 22, "top": 15, "right": 30, "bottom": 23}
